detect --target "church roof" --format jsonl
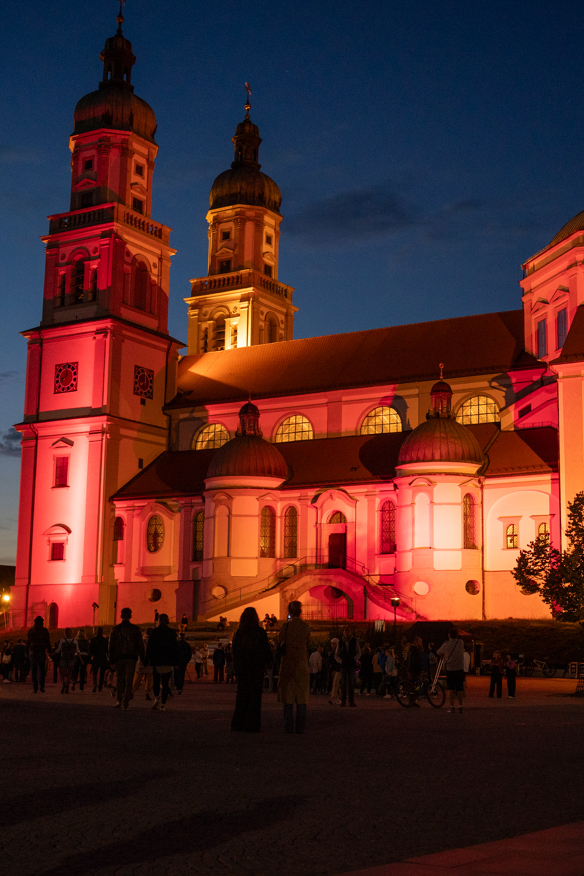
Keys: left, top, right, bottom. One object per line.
{"left": 111, "top": 425, "right": 557, "bottom": 501}
{"left": 169, "top": 309, "right": 538, "bottom": 408}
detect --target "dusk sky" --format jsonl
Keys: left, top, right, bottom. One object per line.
{"left": 0, "top": 0, "right": 581, "bottom": 563}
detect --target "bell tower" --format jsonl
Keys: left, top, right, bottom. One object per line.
{"left": 13, "top": 11, "right": 181, "bottom": 629}
{"left": 185, "top": 94, "right": 297, "bottom": 353}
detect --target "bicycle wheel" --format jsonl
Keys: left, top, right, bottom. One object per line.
{"left": 523, "top": 665, "right": 534, "bottom": 677}
{"left": 396, "top": 679, "right": 414, "bottom": 707}
{"left": 426, "top": 680, "right": 445, "bottom": 708}
{"left": 543, "top": 663, "right": 556, "bottom": 678}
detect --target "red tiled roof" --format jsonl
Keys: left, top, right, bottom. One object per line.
{"left": 112, "top": 425, "right": 557, "bottom": 500}
{"left": 170, "top": 310, "right": 536, "bottom": 408}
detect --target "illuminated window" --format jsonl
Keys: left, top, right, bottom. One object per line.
{"left": 113, "top": 517, "right": 124, "bottom": 541}
{"left": 260, "top": 506, "right": 276, "bottom": 558}
{"left": 54, "top": 457, "right": 69, "bottom": 488}
{"left": 274, "top": 415, "right": 314, "bottom": 443}
{"left": 328, "top": 511, "right": 346, "bottom": 524}
{"left": 538, "top": 522, "right": 550, "bottom": 545}
{"left": 192, "top": 511, "right": 205, "bottom": 561}
{"left": 537, "top": 319, "right": 547, "bottom": 358}
{"left": 51, "top": 543, "right": 65, "bottom": 561}
{"left": 284, "top": 506, "right": 297, "bottom": 558}
{"left": 194, "top": 423, "right": 230, "bottom": 450}
{"left": 505, "top": 524, "right": 518, "bottom": 550}
{"left": 146, "top": 515, "right": 164, "bottom": 553}
{"left": 456, "top": 396, "right": 500, "bottom": 425}
{"left": 463, "top": 494, "right": 477, "bottom": 549}
{"left": 132, "top": 197, "right": 144, "bottom": 214}
{"left": 360, "top": 406, "right": 402, "bottom": 435}
{"left": 380, "top": 501, "right": 396, "bottom": 554}
{"left": 557, "top": 309, "right": 567, "bottom": 349}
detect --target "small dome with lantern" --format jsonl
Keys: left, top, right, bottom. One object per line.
{"left": 206, "top": 401, "right": 288, "bottom": 484}
{"left": 397, "top": 369, "right": 485, "bottom": 474}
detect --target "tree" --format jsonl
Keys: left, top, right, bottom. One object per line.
{"left": 512, "top": 493, "right": 584, "bottom": 622}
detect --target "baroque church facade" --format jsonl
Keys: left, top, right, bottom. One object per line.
{"left": 12, "top": 18, "right": 584, "bottom": 629}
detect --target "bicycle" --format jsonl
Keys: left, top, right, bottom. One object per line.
{"left": 522, "top": 657, "right": 555, "bottom": 678}
{"left": 395, "top": 670, "right": 445, "bottom": 708}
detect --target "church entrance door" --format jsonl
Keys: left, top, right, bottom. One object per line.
{"left": 328, "top": 533, "right": 346, "bottom": 569}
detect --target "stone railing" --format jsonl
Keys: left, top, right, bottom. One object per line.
{"left": 48, "top": 203, "right": 169, "bottom": 243}
{"left": 189, "top": 269, "right": 294, "bottom": 300}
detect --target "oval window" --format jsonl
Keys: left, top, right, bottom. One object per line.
{"left": 465, "top": 580, "right": 480, "bottom": 595}
{"left": 146, "top": 515, "right": 164, "bottom": 553}
{"left": 148, "top": 588, "right": 162, "bottom": 602}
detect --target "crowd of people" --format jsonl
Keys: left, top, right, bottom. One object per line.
{"left": 2, "top": 607, "right": 522, "bottom": 728}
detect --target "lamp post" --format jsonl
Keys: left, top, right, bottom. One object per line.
{"left": 390, "top": 596, "right": 400, "bottom": 644}
{"left": 92, "top": 602, "right": 99, "bottom": 630}
{"left": 2, "top": 592, "right": 11, "bottom": 630}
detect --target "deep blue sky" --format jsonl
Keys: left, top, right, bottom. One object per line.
{"left": 0, "top": 0, "right": 581, "bottom": 562}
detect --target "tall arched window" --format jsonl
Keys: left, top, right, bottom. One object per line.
{"left": 265, "top": 313, "right": 278, "bottom": 344}
{"left": 213, "top": 314, "right": 226, "bottom": 350}
{"left": 274, "top": 415, "right": 314, "bottom": 443}
{"left": 538, "top": 522, "right": 550, "bottom": 545}
{"left": 72, "top": 258, "right": 85, "bottom": 303}
{"left": 146, "top": 515, "right": 164, "bottom": 553}
{"left": 214, "top": 505, "right": 230, "bottom": 556}
{"left": 284, "top": 506, "right": 298, "bottom": 558}
{"left": 133, "top": 259, "right": 149, "bottom": 311}
{"left": 113, "top": 516, "right": 124, "bottom": 564}
{"left": 192, "top": 510, "right": 205, "bottom": 561}
{"left": 260, "top": 506, "right": 276, "bottom": 557}
{"left": 360, "top": 406, "right": 402, "bottom": 435}
{"left": 463, "top": 494, "right": 477, "bottom": 549}
{"left": 456, "top": 396, "right": 500, "bottom": 425}
{"left": 505, "top": 524, "right": 518, "bottom": 550}
{"left": 194, "top": 423, "right": 230, "bottom": 450}
{"left": 380, "top": 501, "right": 396, "bottom": 554}
{"left": 113, "top": 517, "right": 124, "bottom": 542}
{"left": 328, "top": 511, "right": 346, "bottom": 524}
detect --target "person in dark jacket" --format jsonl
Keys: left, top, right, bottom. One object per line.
{"left": 71, "top": 629, "right": 90, "bottom": 691}
{"left": 145, "top": 614, "right": 179, "bottom": 711}
{"left": 175, "top": 633, "right": 192, "bottom": 693}
{"left": 358, "top": 646, "right": 374, "bottom": 696}
{"left": 231, "top": 607, "right": 273, "bottom": 732}
{"left": 27, "top": 616, "right": 51, "bottom": 693}
{"left": 108, "top": 607, "right": 145, "bottom": 709}
{"left": 213, "top": 643, "right": 226, "bottom": 683}
{"left": 89, "top": 628, "right": 109, "bottom": 692}
{"left": 12, "top": 639, "right": 27, "bottom": 683}
{"left": 335, "top": 626, "right": 361, "bottom": 707}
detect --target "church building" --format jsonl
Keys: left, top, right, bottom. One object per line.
{"left": 12, "top": 16, "right": 584, "bottom": 629}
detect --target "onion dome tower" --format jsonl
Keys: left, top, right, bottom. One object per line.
{"left": 185, "top": 91, "right": 297, "bottom": 354}
{"left": 206, "top": 402, "right": 288, "bottom": 487}
{"left": 397, "top": 377, "right": 485, "bottom": 476}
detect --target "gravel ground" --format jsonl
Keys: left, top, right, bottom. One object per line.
{"left": 1, "top": 675, "right": 583, "bottom": 876}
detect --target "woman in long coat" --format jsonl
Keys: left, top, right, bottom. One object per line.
{"left": 277, "top": 600, "right": 311, "bottom": 733}
{"left": 231, "top": 607, "right": 273, "bottom": 732}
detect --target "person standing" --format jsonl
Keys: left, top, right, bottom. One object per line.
{"left": 12, "top": 639, "right": 27, "bottom": 683}
{"left": 145, "top": 613, "right": 179, "bottom": 711}
{"left": 26, "top": 616, "right": 51, "bottom": 693}
{"left": 277, "top": 601, "right": 311, "bottom": 733}
{"left": 328, "top": 638, "right": 341, "bottom": 705}
{"left": 71, "top": 629, "right": 90, "bottom": 691}
{"left": 108, "top": 607, "right": 145, "bottom": 710}
{"left": 336, "top": 626, "right": 361, "bottom": 707}
{"left": 382, "top": 647, "right": 397, "bottom": 699}
{"left": 489, "top": 651, "right": 504, "bottom": 699}
{"left": 179, "top": 613, "right": 189, "bottom": 633}
{"left": 132, "top": 629, "right": 154, "bottom": 700}
{"left": 56, "top": 629, "right": 82, "bottom": 694}
{"left": 225, "top": 643, "right": 235, "bottom": 683}
{"left": 437, "top": 629, "right": 466, "bottom": 713}
{"left": 89, "top": 627, "right": 109, "bottom": 692}
{"left": 213, "top": 643, "right": 226, "bottom": 683}
{"left": 505, "top": 653, "right": 517, "bottom": 698}
{"left": 231, "top": 607, "right": 273, "bottom": 732}
{"left": 194, "top": 646, "right": 204, "bottom": 679}
{"left": 358, "top": 646, "right": 374, "bottom": 696}
{"left": 201, "top": 644, "right": 209, "bottom": 676}
{"left": 309, "top": 646, "right": 323, "bottom": 694}
{"left": 175, "top": 633, "right": 193, "bottom": 693}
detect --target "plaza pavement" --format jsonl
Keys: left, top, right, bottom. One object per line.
{"left": 1, "top": 674, "right": 584, "bottom": 876}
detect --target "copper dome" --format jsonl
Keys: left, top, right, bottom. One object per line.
{"left": 206, "top": 434, "right": 288, "bottom": 480}
{"left": 397, "top": 417, "right": 484, "bottom": 467}
{"left": 209, "top": 166, "right": 281, "bottom": 212}
{"left": 73, "top": 88, "right": 157, "bottom": 143}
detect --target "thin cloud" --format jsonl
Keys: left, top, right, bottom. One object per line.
{"left": 0, "top": 145, "right": 39, "bottom": 164}
{"left": 0, "top": 428, "right": 21, "bottom": 457}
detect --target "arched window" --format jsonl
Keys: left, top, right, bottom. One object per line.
{"left": 456, "top": 395, "right": 500, "bottom": 425}
{"left": 463, "top": 494, "right": 477, "bottom": 549}
{"left": 284, "top": 506, "right": 298, "bottom": 558}
{"left": 265, "top": 313, "right": 278, "bottom": 344}
{"left": 72, "top": 258, "right": 85, "bottom": 303}
{"left": 192, "top": 511, "right": 205, "bottom": 561}
{"left": 538, "top": 522, "right": 550, "bottom": 545}
{"left": 380, "top": 501, "right": 396, "bottom": 554}
{"left": 274, "top": 415, "right": 314, "bottom": 443}
{"left": 328, "top": 511, "right": 346, "bottom": 524}
{"left": 113, "top": 516, "right": 124, "bottom": 564}
{"left": 213, "top": 314, "right": 226, "bottom": 350}
{"left": 133, "top": 259, "right": 149, "bottom": 311}
{"left": 505, "top": 524, "right": 518, "bottom": 550}
{"left": 260, "top": 506, "right": 276, "bottom": 557}
{"left": 113, "top": 517, "right": 124, "bottom": 542}
{"left": 146, "top": 515, "right": 164, "bottom": 553}
{"left": 360, "top": 406, "right": 402, "bottom": 435}
{"left": 194, "top": 423, "right": 230, "bottom": 450}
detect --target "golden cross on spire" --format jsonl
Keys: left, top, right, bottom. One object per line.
{"left": 244, "top": 82, "right": 252, "bottom": 118}
{"left": 439, "top": 362, "right": 444, "bottom": 380}
{"left": 117, "top": 0, "right": 126, "bottom": 33}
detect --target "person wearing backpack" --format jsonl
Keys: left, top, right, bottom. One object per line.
{"left": 56, "top": 629, "right": 82, "bottom": 694}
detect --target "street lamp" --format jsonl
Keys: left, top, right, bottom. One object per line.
{"left": 92, "top": 602, "right": 99, "bottom": 629}
{"left": 2, "top": 592, "right": 11, "bottom": 630}
{"left": 390, "top": 596, "right": 400, "bottom": 643}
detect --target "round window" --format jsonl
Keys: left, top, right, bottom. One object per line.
{"left": 413, "top": 581, "right": 430, "bottom": 596}
{"left": 148, "top": 588, "right": 162, "bottom": 602}
{"left": 465, "top": 580, "right": 480, "bottom": 595}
